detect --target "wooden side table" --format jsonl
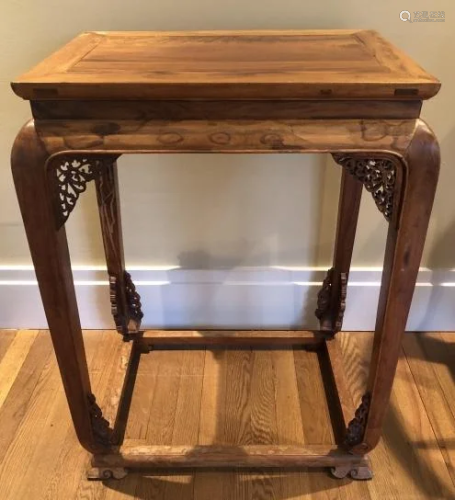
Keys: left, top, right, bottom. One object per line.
{"left": 11, "top": 30, "right": 440, "bottom": 480}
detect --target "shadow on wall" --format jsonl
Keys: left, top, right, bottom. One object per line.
{"left": 116, "top": 153, "right": 327, "bottom": 269}
{"left": 75, "top": 152, "right": 330, "bottom": 329}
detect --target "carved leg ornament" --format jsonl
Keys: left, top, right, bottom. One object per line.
{"left": 87, "top": 393, "right": 114, "bottom": 447}
{"left": 345, "top": 392, "right": 371, "bottom": 449}
{"left": 109, "top": 271, "right": 144, "bottom": 337}
{"left": 315, "top": 268, "right": 347, "bottom": 334}
{"left": 315, "top": 267, "right": 334, "bottom": 322}
{"left": 332, "top": 154, "right": 397, "bottom": 222}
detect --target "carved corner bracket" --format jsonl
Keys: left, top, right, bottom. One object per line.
{"left": 87, "top": 393, "right": 114, "bottom": 447}
{"left": 109, "top": 274, "right": 125, "bottom": 334}
{"left": 47, "top": 155, "right": 117, "bottom": 229}
{"left": 332, "top": 154, "right": 397, "bottom": 222}
{"left": 344, "top": 392, "right": 371, "bottom": 448}
{"left": 315, "top": 267, "right": 347, "bottom": 334}
{"left": 315, "top": 267, "right": 334, "bottom": 322}
{"left": 109, "top": 271, "right": 144, "bottom": 337}
{"left": 124, "top": 271, "right": 144, "bottom": 324}
{"left": 335, "top": 273, "right": 347, "bottom": 332}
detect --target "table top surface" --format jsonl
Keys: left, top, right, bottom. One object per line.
{"left": 12, "top": 30, "right": 440, "bottom": 101}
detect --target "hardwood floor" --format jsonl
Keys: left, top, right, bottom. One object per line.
{"left": 0, "top": 330, "right": 453, "bottom": 499}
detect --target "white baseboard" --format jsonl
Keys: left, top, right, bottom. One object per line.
{"left": 0, "top": 266, "right": 454, "bottom": 331}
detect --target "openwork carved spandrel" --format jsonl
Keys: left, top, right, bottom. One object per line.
{"left": 332, "top": 155, "right": 397, "bottom": 221}
{"left": 315, "top": 267, "right": 333, "bottom": 321}
{"left": 345, "top": 392, "right": 371, "bottom": 448}
{"left": 87, "top": 393, "right": 113, "bottom": 447}
{"left": 125, "top": 271, "right": 144, "bottom": 323}
{"left": 48, "top": 155, "right": 116, "bottom": 228}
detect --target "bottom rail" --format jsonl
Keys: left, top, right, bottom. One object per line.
{"left": 92, "top": 444, "right": 368, "bottom": 469}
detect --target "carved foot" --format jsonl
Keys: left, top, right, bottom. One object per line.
{"left": 330, "top": 465, "right": 373, "bottom": 480}
{"left": 87, "top": 467, "right": 129, "bottom": 480}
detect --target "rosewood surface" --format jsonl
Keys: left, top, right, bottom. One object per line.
{"left": 10, "top": 30, "right": 440, "bottom": 481}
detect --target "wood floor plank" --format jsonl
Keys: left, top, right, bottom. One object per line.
{"left": 16, "top": 331, "right": 103, "bottom": 500}
{"left": 296, "top": 350, "right": 348, "bottom": 500}
{"left": 145, "top": 350, "right": 185, "bottom": 445}
{"left": 273, "top": 350, "right": 313, "bottom": 500}
{"left": 46, "top": 331, "right": 117, "bottom": 500}
{"left": 132, "top": 349, "right": 187, "bottom": 500}
{"left": 124, "top": 347, "right": 160, "bottom": 442}
{"left": 224, "top": 350, "right": 254, "bottom": 445}
{"left": 250, "top": 351, "right": 278, "bottom": 445}
{"left": 294, "top": 349, "right": 334, "bottom": 445}
{"left": 244, "top": 351, "right": 282, "bottom": 500}
{"left": 0, "top": 329, "right": 39, "bottom": 410}
{"left": 0, "top": 330, "right": 17, "bottom": 364}
{"left": 402, "top": 333, "right": 455, "bottom": 486}
{"left": 0, "top": 332, "right": 64, "bottom": 499}
{"left": 162, "top": 349, "right": 205, "bottom": 500}
{"left": 0, "top": 331, "right": 53, "bottom": 465}
{"left": 196, "top": 350, "right": 253, "bottom": 500}
{"left": 193, "top": 350, "right": 227, "bottom": 500}
{"left": 426, "top": 333, "right": 455, "bottom": 421}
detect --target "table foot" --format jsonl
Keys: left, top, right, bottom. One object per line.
{"left": 330, "top": 464, "right": 373, "bottom": 480}
{"left": 87, "top": 467, "right": 129, "bottom": 480}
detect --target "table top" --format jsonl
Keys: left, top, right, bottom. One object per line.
{"left": 12, "top": 30, "right": 440, "bottom": 101}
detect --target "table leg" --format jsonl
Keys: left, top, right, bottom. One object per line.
{"left": 11, "top": 121, "right": 112, "bottom": 454}
{"left": 346, "top": 121, "right": 440, "bottom": 457}
{"left": 316, "top": 168, "right": 362, "bottom": 334}
{"left": 95, "top": 159, "right": 143, "bottom": 338}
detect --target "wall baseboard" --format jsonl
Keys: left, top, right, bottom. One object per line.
{"left": 0, "top": 266, "right": 454, "bottom": 331}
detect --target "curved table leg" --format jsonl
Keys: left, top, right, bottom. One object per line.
{"left": 11, "top": 121, "right": 112, "bottom": 455}
{"left": 346, "top": 120, "right": 440, "bottom": 456}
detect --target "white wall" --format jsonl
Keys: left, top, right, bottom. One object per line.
{"left": 0, "top": 1, "right": 454, "bottom": 330}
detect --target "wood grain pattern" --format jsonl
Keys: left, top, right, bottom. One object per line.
{"left": 3, "top": 331, "right": 102, "bottom": 500}
{"left": 294, "top": 350, "right": 334, "bottom": 446}
{"left": 402, "top": 333, "right": 455, "bottom": 486}
{"left": 0, "top": 330, "right": 454, "bottom": 499}
{"left": 37, "top": 118, "right": 419, "bottom": 156}
{"left": 0, "top": 331, "right": 16, "bottom": 365}
{"left": 12, "top": 31, "right": 440, "bottom": 100}
{"left": 320, "top": 339, "right": 356, "bottom": 444}
{"left": 0, "top": 330, "right": 38, "bottom": 410}
{"left": 0, "top": 331, "right": 54, "bottom": 466}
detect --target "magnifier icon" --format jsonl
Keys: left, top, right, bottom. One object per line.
{"left": 400, "top": 10, "right": 412, "bottom": 22}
